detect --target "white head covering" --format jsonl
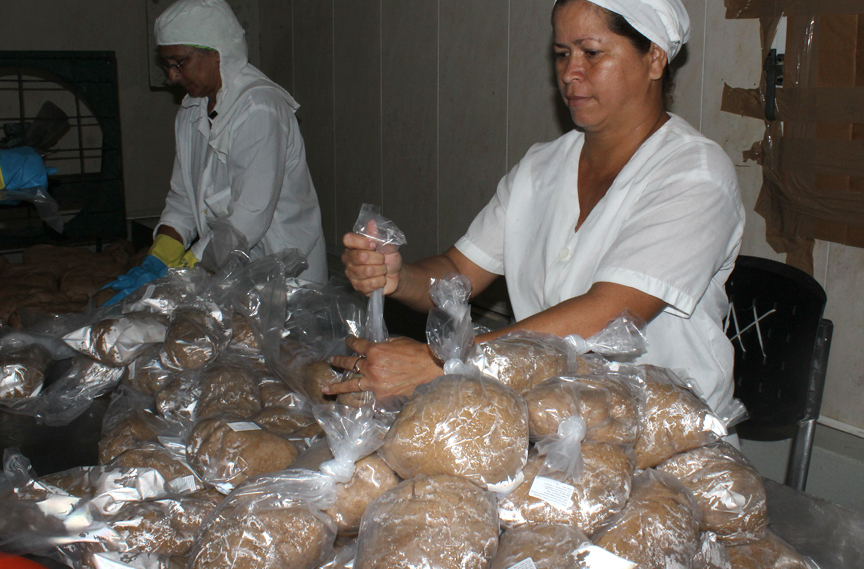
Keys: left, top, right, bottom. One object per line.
{"left": 155, "top": 0, "right": 299, "bottom": 156}
{"left": 557, "top": 0, "right": 691, "bottom": 61}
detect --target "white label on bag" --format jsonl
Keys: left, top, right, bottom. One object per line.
{"left": 507, "top": 558, "right": 537, "bottom": 569}
{"left": 227, "top": 422, "right": 261, "bottom": 432}
{"left": 142, "top": 284, "right": 157, "bottom": 301}
{"left": 574, "top": 545, "right": 637, "bottom": 569}
{"left": 528, "top": 476, "right": 574, "bottom": 510}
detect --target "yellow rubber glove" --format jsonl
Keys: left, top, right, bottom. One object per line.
{"left": 148, "top": 234, "right": 186, "bottom": 268}
{"left": 177, "top": 249, "right": 198, "bottom": 268}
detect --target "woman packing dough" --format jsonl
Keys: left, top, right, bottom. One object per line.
{"left": 330, "top": 0, "right": 745, "bottom": 413}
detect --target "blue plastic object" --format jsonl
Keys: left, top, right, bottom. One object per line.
{"left": 0, "top": 147, "right": 57, "bottom": 191}
{"left": 102, "top": 255, "right": 168, "bottom": 305}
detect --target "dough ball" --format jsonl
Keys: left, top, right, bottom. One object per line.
{"left": 155, "top": 372, "right": 200, "bottom": 424}
{"left": 39, "top": 467, "right": 97, "bottom": 498}
{"left": 498, "top": 443, "right": 634, "bottom": 535}
{"left": 593, "top": 469, "right": 701, "bottom": 569}
{"left": 161, "top": 307, "right": 226, "bottom": 370}
{"left": 336, "top": 391, "right": 374, "bottom": 408}
{"left": 187, "top": 415, "right": 299, "bottom": 488}
{"left": 109, "top": 443, "right": 198, "bottom": 485}
{"left": 491, "top": 524, "right": 590, "bottom": 569}
{"left": 633, "top": 365, "right": 726, "bottom": 469}
{"left": 197, "top": 363, "right": 262, "bottom": 419}
{"left": 468, "top": 335, "right": 568, "bottom": 394}
{"left": 303, "top": 360, "right": 343, "bottom": 404}
{"left": 191, "top": 501, "right": 335, "bottom": 569}
{"left": 0, "top": 343, "right": 51, "bottom": 399}
{"left": 109, "top": 497, "right": 216, "bottom": 555}
{"left": 726, "top": 531, "right": 811, "bottom": 569}
{"left": 525, "top": 374, "right": 641, "bottom": 445}
{"left": 355, "top": 474, "right": 499, "bottom": 569}
{"left": 67, "top": 312, "right": 167, "bottom": 367}
{"left": 258, "top": 377, "right": 297, "bottom": 408}
{"left": 251, "top": 407, "right": 315, "bottom": 437}
{"left": 324, "top": 454, "right": 400, "bottom": 535}
{"left": 378, "top": 375, "right": 529, "bottom": 489}
{"left": 82, "top": 553, "right": 187, "bottom": 569}
{"left": 99, "top": 413, "right": 161, "bottom": 464}
{"left": 230, "top": 312, "right": 261, "bottom": 352}
{"left": 659, "top": 443, "right": 767, "bottom": 545}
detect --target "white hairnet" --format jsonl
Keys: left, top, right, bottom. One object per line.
{"left": 155, "top": 0, "right": 248, "bottom": 94}
{"left": 557, "top": 0, "right": 691, "bottom": 61}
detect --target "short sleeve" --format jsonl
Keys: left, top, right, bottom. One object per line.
{"left": 593, "top": 145, "right": 744, "bottom": 317}
{"left": 453, "top": 165, "right": 519, "bottom": 276}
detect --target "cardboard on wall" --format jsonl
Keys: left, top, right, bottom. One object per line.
{"left": 722, "top": 0, "right": 864, "bottom": 273}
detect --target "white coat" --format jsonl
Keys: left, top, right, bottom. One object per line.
{"left": 455, "top": 115, "right": 745, "bottom": 411}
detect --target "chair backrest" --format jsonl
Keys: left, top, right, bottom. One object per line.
{"left": 725, "top": 255, "right": 830, "bottom": 427}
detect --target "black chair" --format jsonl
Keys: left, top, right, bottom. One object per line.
{"left": 724, "top": 255, "right": 833, "bottom": 491}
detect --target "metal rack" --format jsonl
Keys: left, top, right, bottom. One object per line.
{"left": 0, "top": 51, "right": 126, "bottom": 250}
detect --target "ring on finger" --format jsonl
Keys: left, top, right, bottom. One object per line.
{"left": 351, "top": 355, "right": 366, "bottom": 374}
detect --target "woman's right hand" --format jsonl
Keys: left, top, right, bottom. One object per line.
{"left": 341, "top": 231, "right": 403, "bottom": 295}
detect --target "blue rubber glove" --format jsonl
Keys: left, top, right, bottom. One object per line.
{"left": 0, "top": 147, "right": 57, "bottom": 191}
{"left": 101, "top": 255, "right": 168, "bottom": 306}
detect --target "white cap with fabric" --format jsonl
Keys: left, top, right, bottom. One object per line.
{"left": 556, "top": 0, "right": 691, "bottom": 61}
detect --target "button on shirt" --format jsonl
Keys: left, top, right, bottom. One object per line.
{"left": 455, "top": 115, "right": 745, "bottom": 411}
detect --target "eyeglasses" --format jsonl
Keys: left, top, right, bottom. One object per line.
{"left": 161, "top": 55, "right": 194, "bottom": 74}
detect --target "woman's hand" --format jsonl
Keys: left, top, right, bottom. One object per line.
{"left": 327, "top": 336, "right": 443, "bottom": 399}
{"left": 341, "top": 232, "right": 403, "bottom": 296}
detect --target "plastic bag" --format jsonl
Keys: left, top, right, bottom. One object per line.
{"left": 197, "top": 218, "right": 251, "bottom": 273}
{"left": 524, "top": 371, "right": 644, "bottom": 446}
{"left": 466, "top": 331, "right": 571, "bottom": 394}
{"left": 123, "top": 346, "right": 178, "bottom": 396}
{"left": 195, "top": 358, "right": 262, "bottom": 419}
{"left": 313, "top": 404, "right": 390, "bottom": 483}
{"left": 633, "top": 365, "right": 728, "bottom": 469}
{"left": 593, "top": 469, "right": 702, "bottom": 568}
{"left": 159, "top": 301, "right": 231, "bottom": 371}
{"left": 563, "top": 311, "right": 648, "bottom": 360}
{"left": 154, "top": 370, "right": 202, "bottom": 426}
{"left": 0, "top": 339, "right": 52, "bottom": 400}
{"left": 33, "top": 356, "right": 126, "bottom": 426}
{"left": 498, "top": 444, "right": 634, "bottom": 535}
{"left": 658, "top": 441, "right": 768, "bottom": 545}
{"left": 534, "top": 414, "right": 587, "bottom": 480}
{"left": 185, "top": 413, "right": 300, "bottom": 493}
{"left": 0, "top": 187, "right": 63, "bottom": 233}
{"left": 63, "top": 312, "right": 168, "bottom": 367}
{"left": 725, "top": 530, "right": 819, "bottom": 569}
{"left": 491, "top": 524, "right": 590, "bottom": 569}
{"left": 352, "top": 204, "right": 406, "bottom": 343}
{"left": 122, "top": 267, "right": 208, "bottom": 316}
{"left": 188, "top": 469, "right": 338, "bottom": 569}
{"left": 283, "top": 278, "right": 366, "bottom": 346}
{"left": 98, "top": 387, "right": 166, "bottom": 464}
{"left": 426, "top": 273, "right": 474, "bottom": 371}
{"left": 693, "top": 532, "right": 732, "bottom": 569}
{"left": 84, "top": 551, "right": 188, "bottom": 569}
{"left": 378, "top": 374, "right": 529, "bottom": 492}
{"left": 355, "top": 474, "right": 499, "bottom": 569}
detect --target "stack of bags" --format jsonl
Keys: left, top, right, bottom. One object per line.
{"left": 0, "top": 267, "right": 819, "bottom": 569}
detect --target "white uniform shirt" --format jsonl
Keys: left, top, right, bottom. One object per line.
{"left": 455, "top": 115, "right": 745, "bottom": 410}
{"left": 157, "top": 73, "right": 328, "bottom": 283}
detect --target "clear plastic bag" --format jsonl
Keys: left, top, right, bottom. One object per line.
{"left": 535, "top": 414, "right": 587, "bottom": 480}
{"left": 378, "top": 374, "right": 529, "bottom": 492}
{"left": 98, "top": 387, "right": 168, "bottom": 464}
{"left": 425, "top": 273, "right": 474, "bottom": 371}
{"left": 466, "top": 331, "right": 571, "bottom": 394}
{"left": 491, "top": 524, "right": 590, "bottom": 569}
{"left": 633, "top": 365, "right": 728, "bottom": 469}
{"left": 63, "top": 312, "right": 168, "bottom": 367}
{"left": 658, "top": 442, "right": 768, "bottom": 545}
{"left": 725, "top": 530, "right": 818, "bottom": 569}
{"left": 498, "top": 444, "right": 635, "bottom": 535}
{"left": 185, "top": 413, "right": 300, "bottom": 493}
{"left": 84, "top": 551, "right": 189, "bottom": 569}
{"left": 195, "top": 358, "right": 262, "bottom": 419}
{"left": 694, "top": 532, "right": 732, "bottom": 569}
{"left": 188, "top": 469, "right": 338, "bottom": 569}
{"left": 0, "top": 338, "right": 52, "bottom": 400}
{"left": 563, "top": 311, "right": 648, "bottom": 360}
{"left": 352, "top": 204, "right": 406, "bottom": 343}
{"left": 593, "top": 469, "right": 702, "bottom": 568}
{"left": 101, "top": 496, "right": 217, "bottom": 555}
{"left": 0, "top": 187, "right": 63, "bottom": 233}
{"left": 154, "top": 370, "right": 202, "bottom": 426}
{"left": 159, "top": 300, "right": 232, "bottom": 371}
{"left": 122, "top": 267, "right": 209, "bottom": 316}
{"left": 313, "top": 404, "right": 390, "bottom": 483}
{"left": 355, "top": 474, "right": 499, "bottom": 569}
{"left": 32, "top": 356, "right": 126, "bottom": 426}
{"left": 124, "top": 346, "right": 178, "bottom": 396}
{"left": 283, "top": 278, "right": 366, "bottom": 346}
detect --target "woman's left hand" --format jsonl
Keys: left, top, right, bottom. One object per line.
{"left": 327, "top": 336, "right": 443, "bottom": 399}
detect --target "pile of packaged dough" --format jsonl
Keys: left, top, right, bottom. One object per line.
{"left": 0, "top": 259, "right": 820, "bottom": 569}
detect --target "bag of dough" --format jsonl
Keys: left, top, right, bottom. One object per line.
{"left": 195, "top": 358, "right": 262, "bottom": 419}
{"left": 121, "top": 267, "right": 208, "bottom": 316}
{"left": 155, "top": 370, "right": 202, "bottom": 425}
{"left": 524, "top": 371, "right": 643, "bottom": 445}
{"left": 32, "top": 355, "right": 126, "bottom": 426}
{"left": 63, "top": 311, "right": 168, "bottom": 367}
{"left": 124, "top": 346, "right": 178, "bottom": 395}
{"left": 188, "top": 470, "right": 338, "bottom": 569}
{"left": 0, "top": 340, "right": 51, "bottom": 400}
{"left": 378, "top": 374, "right": 529, "bottom": 491}
{"left": 491, "top": 524, "right": 590, "bottom": 569}
{"left": 658, "top": 442, "right": 767, "bottom": 545}
{"left": 725, "top": 530, "right": 817, "bottom": 569}
{"left": 355, "top": 474, "right": 499, "bottom": 569}
{"left": 99, "top": 398, "right": 168, "bottom": 465}
{"left": 633, "top": 365, "right": 727, "bottom": 469}
{"left": 83, "top": 551, "right": 188, "bottom": 569}
{"left": 498, "top": 443, "right": 634, "bottom": 536}
{"left": 160, "top": 301, "right": 231, "bottom": 371}
{"left": 592, "top": 469, "right": 702, "bottom": 569}
{"left": 426, "top": 273, "right": 474, "bottom": 369}
{"left": 186, "top": 413, "right": 299, "bottom": 493}
{"left": 694, "top": 532, "right": 732, "bottom": 569}
{"left": 100, "top": 496, "right": 216, "bottom": 555}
